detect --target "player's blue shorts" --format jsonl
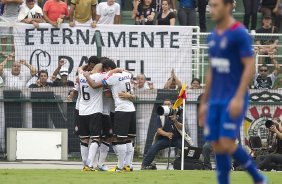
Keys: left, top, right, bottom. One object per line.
{"left": 204, "top": 102, "right": 248, "bottom": 141}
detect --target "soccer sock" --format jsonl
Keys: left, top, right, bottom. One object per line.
{"left": 86, "top": 140, "right": 99, "bottom": 167}
{"left": 93, "top": 147, "right": 100, "bottom": 168}
{"left": 124, "top": 142, "right": 133, "bottom": 167}
{"left": 232, "top": 145, "right": 264, "bottom": 183}
{"left": 215, "top": 154, "right": 231, "bottom": 184}
{"left": 98, "top": 142, "right": 110, "bottom": 167}
{"left": 80, "top": 142, "right": 89, "bottom": 166}
{"left": 130, "top": 143, "right": 135, "bottom": 168}
{"left": 115, "top": 143, "right": 127, "bottom": 169}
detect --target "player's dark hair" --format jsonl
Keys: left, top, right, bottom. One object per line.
{"left": 102, "top": 59, "right": 117, "bottom": 70}
{"left": 223, "top": 0, "right": 234, "bottom": 4}
{"left": 100, "top": 57, "right": 109, "bottom": 63}
{"left": 38, "top": 70, "right": 48, "bottom": 77}
{"left": 88, "top": 56, "right": 100, "bottom": 65}
{"left": 191, "top": 78, "right": 200, "bottom": 84}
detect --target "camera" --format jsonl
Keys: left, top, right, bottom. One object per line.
{"left": 156, "top": 106, "right": 183, "bottom": 116}
{"left": 265, "top": 120, "right": 274, "bottom": 129}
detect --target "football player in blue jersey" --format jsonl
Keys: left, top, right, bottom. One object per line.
{"left": 198, "top": 0, "right": 267, "bottom": 184}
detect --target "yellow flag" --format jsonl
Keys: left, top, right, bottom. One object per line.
{"left": 172, "top": 83, "right": 186, "bottom": 110}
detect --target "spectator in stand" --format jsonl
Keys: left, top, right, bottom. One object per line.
{"left": 37, "top": 0, "right": 67, "bottom": 9}
{"left": 255, "top": 15, "right": 279, "bottom": 64}
{"left": 69, "top": 0, "right": 97, "bottom": 27}
{"left": 1, "top": 0, "right": 22, "bottom": 56}
{"left": 43, "top": 0, "right": 69, "bottom": 27}
{"left": 93, "top": 0, "right": 120, "bottom": 27}
{"left": 156, "top": 0, "right": 175, "bottom": 26}
{"left": 261, "top": 0, "right": 281, "bottom": 31}
{"left": 164, "top": 69, "right": 182, "bottom": 90}
{"left": 174, "top": 0, "right": 196, "bottom": 26}
{"left": 197, "top": 0, "right": 208, "bottom": 32}
{"left": 243, "top": 0, "right": 259, "bottom": 31}
{"left": 51, "top": 59, "right": 74, "bottom": 87}
{"left": 253, "top": 61, "right": 280, "bottom": 89}
{"left": 135, "top": 0, "right": 155, "bottom": 25}
{"left": 1, "top": 0, "right": 23, "bottom": 22}
{"left": 29, "top": 70, "right": 53, "bottom": 88}
{"left": 18, "top": 0, "right": 45, "bottom": 28}
{"left": 0, "top": 53, "right": 38, "bottom": 88}
{"left": 190, "top": 78, "right": 201, "bottom": 89}
{"left": 133, "top": 74, "right": 154, "bottom": 90}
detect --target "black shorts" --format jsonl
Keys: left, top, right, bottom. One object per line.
{"left": 78, "top": 113, "right": 102, "bottom": 138}
{"left": 114, "top": 111, "right": 136, "bottom": 138}
{"left": 102, "top": 114, "right": 113, "bottom": 138}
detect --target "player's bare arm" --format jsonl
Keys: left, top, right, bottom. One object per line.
{"left": 83, "top": 71, "right": 103, "bottom": 89}
{"left": 199, "top": 65, "right": 212, "bottom": 127}
{"left": 108, "top": 68, "right": 124, "bottom": 75}
{"left": 118, "top": 91, "right": 136, "bottom": 102}
{"left": 228, "top": 57, "right": 255, "bottom": 119}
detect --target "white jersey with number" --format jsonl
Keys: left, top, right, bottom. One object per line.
{"left": 78, "top": 73, "right": 104, "bottom": 116}
{"left": 103, "top": 71, "right": 135, "bottom": 112}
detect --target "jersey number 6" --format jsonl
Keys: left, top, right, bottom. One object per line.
{"left": 82, "top": 85, "right": 90, "bottom": 100}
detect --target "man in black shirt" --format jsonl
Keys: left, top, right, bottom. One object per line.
{"left": 51, "top": 59, "right": 74, "bottom": 87}
{"left": 260, "top": 0, "right": 281, "bottom": 31}
{"left": 255, "top": 15, "right": 279, "bottom": 64}
{"left": 141, "top": 99, "right": 184, "bottom": 170}
{"left": 29, "top": 70, "right": 53, "bottom": 88}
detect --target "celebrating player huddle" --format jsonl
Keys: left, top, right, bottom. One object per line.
{"left": 71, "top": 57, "right": 136, "bottom": 172}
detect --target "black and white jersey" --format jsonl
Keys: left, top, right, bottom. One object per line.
{"left": 103, "top": 71, "right": 135, "bottom": 112}
{"left": 78, "top": 73, "right": 104, "bottom": 116}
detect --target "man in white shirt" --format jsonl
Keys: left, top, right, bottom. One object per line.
{"left": 133, "top": 74, "right": 154, "bottom": 90}
{"left": 93, "top": 0, "right": 120, "bottom": 26}
{"left": 18, "top": 0, "right": 45, "bottom": 28}
{"left": 0, "top": 53, "right": 37, "bottom": 88}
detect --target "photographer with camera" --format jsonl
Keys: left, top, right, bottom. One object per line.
{"left": 141, "top": 99, "right": 184, "bottom": 170}
{"left": 256, "top": 118, "right": 282, "bottom": 171}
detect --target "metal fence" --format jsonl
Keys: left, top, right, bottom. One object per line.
{"left": 0, "top": 23, "right": 282, "bottom": 160}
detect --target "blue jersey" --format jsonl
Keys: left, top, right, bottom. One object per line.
{"left": 208, "top": 22, "right": 253, "bottom": 104}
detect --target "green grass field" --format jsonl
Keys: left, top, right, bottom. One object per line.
{"left": 0, "top": 170, "right": 280, "bottom": 184}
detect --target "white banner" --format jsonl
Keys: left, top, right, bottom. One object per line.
{"left": 13, "top": 23, "right": 193, "bottom": 88}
